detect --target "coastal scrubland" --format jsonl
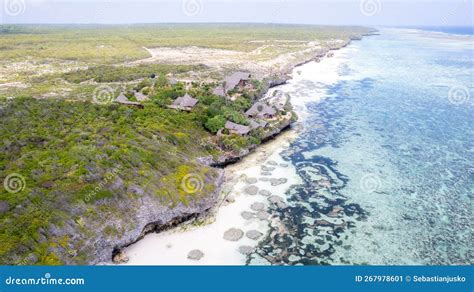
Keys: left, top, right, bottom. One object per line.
{"left": 0, "top": 24, "right": 371, "bottom": 264}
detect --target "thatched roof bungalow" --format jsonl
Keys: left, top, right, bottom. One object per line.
{"left": 213, "top": 71, "right": 251, "bottom": 97}
{"left": 245, "top": 102, "right": 276, "bottom": 119}
{"left": 134, "top": 91, "right": 148, "bottom": 102}
{"left": 114, "top": 93, "right": 144, "bottom": 109}
{"left": 224, "top": 121, "right": 251, "bottom": 136}
{"left": 249, "top": 119, "right": 267, "bottom": 130}
{"left": 168, "top": 94, "right": 198, "bottom": 111}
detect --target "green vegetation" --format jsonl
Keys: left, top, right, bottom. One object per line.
{"left": 205, "top": 115, "right": 226, "bottom": 134}
{"left": 0, "top": 76, "right": 277, "bottom": 264}
{"left": 0, "top": 24, "right": 371, "bottom": 64}
{"left": 0, "top": 97, "right": 220, "bottom": 265}
{"left": 59, "top": 64, "right": 205, "bottom": 84}
{"left": 0, "top": 24, "right": 369, "bottom": 264}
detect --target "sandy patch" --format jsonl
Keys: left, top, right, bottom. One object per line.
{"left": 134, "top": 41, "right": 329, "bottom": 77}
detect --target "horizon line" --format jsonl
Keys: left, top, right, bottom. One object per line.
{"left": 1, "top": 22, "right": 473, "bottom": 27}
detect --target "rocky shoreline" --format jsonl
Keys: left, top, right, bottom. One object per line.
{"left": 111, "top": 82, "right": 293, "bottom": 264}
{"left": 101, "top": 170, "right": 225, "bottom": 265}
{"left": 110, "top": 34, "right": 373, "bottom": 264}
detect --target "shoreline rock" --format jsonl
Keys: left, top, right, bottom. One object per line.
{"left": 223, "top": 228, "right": 244, "bottom": 241}
{"left": 104, "top": 170, "right": 224, "bottom": 265}
{"left": 187, "top": 249, "right": 204, "bottom": 260}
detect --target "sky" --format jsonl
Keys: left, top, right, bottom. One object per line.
{"left": 0, "top": 0, "right": 472, "bottom": 26}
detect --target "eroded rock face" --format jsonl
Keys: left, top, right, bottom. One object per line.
{"left": 223, "top": 228, "right": 244, "bottom": 241}
{"left": 187, "top": 249, "right": 204, "bottom": 260}
{"left": 196, "top": 155, "right": 214, "bottom": 166}
{"left": 0, "top": 201, "right": 9, "bottom": 214}
{"left": 112, "top": 251, "right": 129, "bottom": 264}
{"left": 77, "top": 170, "right": 225, "bottom": 265}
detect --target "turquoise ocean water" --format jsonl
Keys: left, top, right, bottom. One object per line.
{"left": 252, "top": 28, "right": 473, "bottom": 265}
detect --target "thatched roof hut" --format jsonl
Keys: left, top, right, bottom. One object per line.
{"left": 114, "top": 93, "right": 144, "bottom": 109}
{"left": 134, "top": 91, "right": 148, "bottom": 102}
{"left": 225, "top": 121, "right": 251, "bottom": 136}
{"left": 225, "top": 72, "right": 251, "bottom": 90}
{"left": 213, "top": 71, "right": 251, "bottom": 97}
{"left": 249, "top": 119, "right": 267, "bottom": 130}
{"left": 245, "top": 102, "right": 276, "bottom": 119}
{"left": 168, "top": 94, "right": 198, "bottom": 111}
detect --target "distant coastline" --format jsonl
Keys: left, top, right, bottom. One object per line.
{"left": 395, "top": 25, "right": 474, "bottom": 36}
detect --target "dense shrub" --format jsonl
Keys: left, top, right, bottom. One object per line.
{"left": 61, "top": 64, "right": 204, "bottom": 83}
{"left": 0, "top": 97, "right": 219, "bottom": 264}
{"left": 204, "top": 115, "right": 226, "bottom": 134}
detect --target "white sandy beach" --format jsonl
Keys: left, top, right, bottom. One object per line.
{"left": 122, "top": 47, "right": 353, "bottom": 265}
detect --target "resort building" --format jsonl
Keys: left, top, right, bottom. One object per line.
{"left": 133, "top": 91, "right": 148, "bottom": 102}
{"left": 249, "top": 119, "right": 267, "bottom": 130}
{"left": 114, "top": 93, "right": 144, "bottom": 109}
{"left": 245, "top": 102, "right": 276, "bottom": 119}
{"left": 213, "top": 71, "right": 252, "bottom": 97}
{"left": 168, "top": 93, "right": 198, "bottom": 111}
{"left": 224, "top": 121, "right": 251, "bottom": 136}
